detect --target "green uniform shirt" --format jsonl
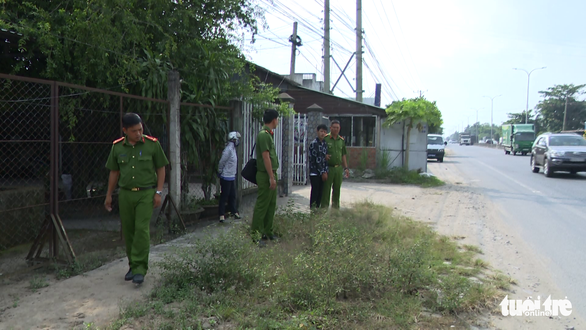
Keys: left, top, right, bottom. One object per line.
{"left": 105, "top": 135, "right": 169, "bottom": 189}
{"left": 325, "top": 133, "right": 347, "bottom": 166}
{"left": 256, "top": 125, "right": 279, "bottom": 172}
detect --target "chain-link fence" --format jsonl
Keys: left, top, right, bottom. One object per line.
{"left": 56, "top": 84, "right": 170, "bottom": 260}
{"left": 1, "top": 73, "right": 236, "bottom": 278}
{"left": 0, "top": 74, "right": 186, "bottom": 277}
{"left": 0, "top": 76, "right": 52, "bottom": 276}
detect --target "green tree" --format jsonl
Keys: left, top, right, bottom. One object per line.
{"left": 503, "top": 110, "right": 536, "bottom": 125}
{"left": 536, "top": 84, "right": 586, "bottom": 132}
{"left": 0, "top": 0, "right": 262, "bottom": 104}
{"left": 383, "top": 97, "right": 442, "bottom": 168}
{"left": 1, "top": 0, "right": 286, "bottom": 203}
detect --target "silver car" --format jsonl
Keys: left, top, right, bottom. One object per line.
{"left": 530, "top": 133, "right": 586, "bottom": 177}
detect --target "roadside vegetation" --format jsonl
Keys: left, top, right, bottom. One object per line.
{"left": 351, "top": 150, "right": 444, "bottom": 188}
{"left": 106, "top": 202, "right": 508, "bottom": 329}
{"left": 373, "top": 167, "right": 444, "bottom": 188}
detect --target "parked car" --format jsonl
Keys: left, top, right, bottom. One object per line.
{"left": 530, "top": 133, "right": 586, "bottom": 177}
{"left": 427, "top": 134, "right": 445, "bottom": 162}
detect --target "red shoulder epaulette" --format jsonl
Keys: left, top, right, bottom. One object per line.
{"left": 339, "top": 136, "right": 345, "bottom": 141}
{"left": 144, "top": 135, "right": 158, "bottom": 142}
{"left": 113, "top": 137, "right": 124, "bottom": 144}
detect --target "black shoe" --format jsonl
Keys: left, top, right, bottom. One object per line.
{"left": 233, "top": 213, "right": 242, "bottom": 220}
{"left": 124, "top": 268, "right": 134, "bottom": 281}
{"left": 268, "top": 234, "right": 280, "bottom": 241}
{"left": 132, "top": 274, "right": 144, "bottom": 284}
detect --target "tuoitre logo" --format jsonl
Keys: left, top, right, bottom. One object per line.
{"left": 500, "top": 295, "right": 572, "bottom": 317}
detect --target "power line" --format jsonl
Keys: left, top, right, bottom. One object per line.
{"left": 363, "top": 38, "right": 400, "bottom": 99}
{"left": 254, "top": 34, "right": 289, "bottom": 47}
{"left": 369, "top": 0, "right": 417, "bottom": 92}
{"left": 388, "top": 0, "right": 423, "bottom": 87}
{"left": 363, "top": 60, "right": 395, "bottom": 102}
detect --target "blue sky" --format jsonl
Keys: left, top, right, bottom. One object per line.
{"left": 244, "top": 0, "right": 586, "bottom": 134}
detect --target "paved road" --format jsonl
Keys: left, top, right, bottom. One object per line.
{"left": 438, "top": 144, "right": 586, "bottom": 316}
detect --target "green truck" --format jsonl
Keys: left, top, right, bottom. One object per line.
{"left": 501, "top": 124, "right": 536, "bottom": 155}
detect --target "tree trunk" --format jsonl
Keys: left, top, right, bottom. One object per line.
{"left": 404, "top": 119, "right": 412, "bottom": 169}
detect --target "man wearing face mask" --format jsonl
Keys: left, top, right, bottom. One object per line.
{"left": 218, "top": 131, "right": 242, "bottom": 222}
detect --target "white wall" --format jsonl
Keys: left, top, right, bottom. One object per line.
{"left": 379, "top": 119, "right": 428, "bottom": 172}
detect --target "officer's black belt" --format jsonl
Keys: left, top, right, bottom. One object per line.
{"left": 121, "top": 186, "right": 156, "bottom": 192}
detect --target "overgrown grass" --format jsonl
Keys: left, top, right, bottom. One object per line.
{"left": 109, "top": 202, "right": 504, "bottom": 329}
{"left": 374, "top": 166, "right": 444, "bottom": 187}
{"left": 28, "top": 275, "right": 49, "bottom": 292}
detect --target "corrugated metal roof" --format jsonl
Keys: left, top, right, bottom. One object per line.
{"left": 251, "top": 63, "right": 386, "bottom": 117}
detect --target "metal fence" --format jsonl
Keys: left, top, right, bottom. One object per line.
{"left": 1, "top": 76, "right": 52, "bottom": 272}
{"left": 240, "top": 102, "right": 283, "bottom": 191}
{"left": 0, "top": 73, "right": 229, "bottom": 274}
{"left": 293, "top": 114, "right": 308, "bottom": 185}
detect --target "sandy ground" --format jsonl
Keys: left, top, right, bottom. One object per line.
{"left": 0, "top": 162, "right": 583, "bottom": 329}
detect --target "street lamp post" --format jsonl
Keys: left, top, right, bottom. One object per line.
{"left": 513, "top": 67, "right": 546, "bottom": 124}
{"left": 472, "top": 108, "right": 482, "bottom": 141}
{"left": 483, "top": 95, "right": 502, "bottom": 142}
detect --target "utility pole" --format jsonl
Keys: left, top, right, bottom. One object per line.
{"left": 289, "top": 22, "right": 298, "bottom": 79}
{"left": 415, "top": 90, "right": 427, "bottom": 98}
{"left": 563, "top": 95, "right": 569, "bottom": 131}
{"left": 483, "top": 95, "right": 502, "bottom": 142}
{"left": 323, "top": 0, "right": 331, "bottom": 94}
{"left": 355, "top": 0, "right": 363, "bottom": 102}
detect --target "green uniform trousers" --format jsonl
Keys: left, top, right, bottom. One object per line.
{"left": 321, "top": 166, "right": 343, "bottom": 209}
{"left": 251, "top": 171, "right": 278, "bottom": 236}
{"left": 119, "top": 189, "right": 154, "bottom": 276}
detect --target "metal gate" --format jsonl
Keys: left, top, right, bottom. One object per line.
{"left": 293, "top": 114, "right": 307, "bottom": 185}
{"left": 241, "top": 103, "right": 283, "bottom": 190}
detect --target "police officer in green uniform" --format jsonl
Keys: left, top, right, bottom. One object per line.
{"left": 321, "top": 120, "right": 349, "bottom": 209}
{"left": 104, "top": 113, "right": 169, "bottom": 284}
{"left": 251, "top": 109, "right": 280, "bottom": 244}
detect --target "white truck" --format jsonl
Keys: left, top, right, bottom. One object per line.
{"left": 460, "top": 134, "right": 471, "bottom": 146}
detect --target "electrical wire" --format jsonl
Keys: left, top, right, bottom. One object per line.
{"left": 386, "top": 0, "right": 423, "bottom": 88}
